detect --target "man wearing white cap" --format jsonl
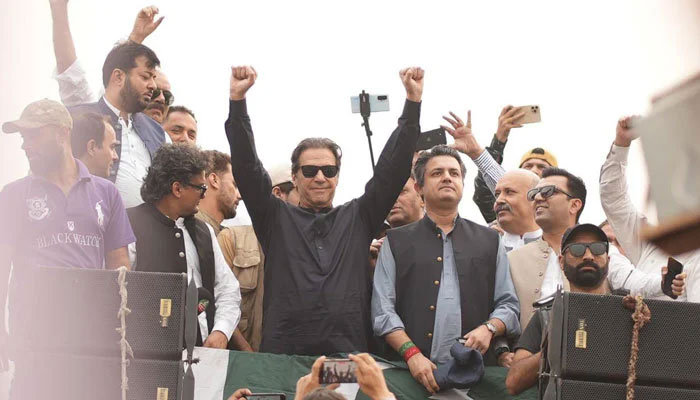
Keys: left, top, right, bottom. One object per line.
{"left": 269, "top": 163, "right": 299, "bottom": 205}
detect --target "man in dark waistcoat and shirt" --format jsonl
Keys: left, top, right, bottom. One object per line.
{"left": 226, "top": 65, "right": 425, "bottom": 356}
{"left": 127, "top": 144, "right": 241, "bottom": 348}
{"left": 372, "top": 143, "right": 520, "bottom": 394}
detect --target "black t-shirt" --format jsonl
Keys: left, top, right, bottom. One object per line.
{"left": 514, "top": 313, "right": 544, "bottom": 354}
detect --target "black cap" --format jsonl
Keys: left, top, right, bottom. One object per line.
{"left": 561, "top": 223, "right": 609, "bottom": 250}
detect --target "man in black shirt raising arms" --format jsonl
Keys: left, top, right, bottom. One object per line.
{"left": 226, "top": 65, "right": 423, "bottom": 355}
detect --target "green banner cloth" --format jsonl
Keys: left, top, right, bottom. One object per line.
{"left": 221, "top": 351, "right": 537, "bottom": 400}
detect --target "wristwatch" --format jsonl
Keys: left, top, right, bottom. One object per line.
{"left": 483, "top": 321, "right": 497, "bottom": 335}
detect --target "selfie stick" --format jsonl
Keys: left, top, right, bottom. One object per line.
{"left": 359, "top": 90, "right": 376, "bottom": 169}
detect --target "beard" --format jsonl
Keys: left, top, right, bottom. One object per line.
{"left": 28, "top": 145, "right": 64, "bottom": 175}
{"left": 563, "top": 260, "right": 609, "bottom": 288}
{"left": 219, "top": 192, "right": 238, "bottom": 220}
{"left": 119, "top": 77, "right": 149, "bottom": 114}
{"left": 222, "top": 204, "right": 237, "bottom": 220}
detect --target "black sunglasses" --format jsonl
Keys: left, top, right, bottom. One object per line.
{"left": 151, "top": 89, "right": 175, "bottom": 106}
{"left": 300, "top": 165, "right": 339, "bottom": 178}
{"left": 527, "top": 185, "right": 575, "bottom": 202}
{"left": 563, "top": 242, "right": 608, "bottom": 257}
{"left": 183, "top": 182, "right": 207, "bottom": 198}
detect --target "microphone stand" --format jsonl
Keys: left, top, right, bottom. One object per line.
{"left": 359, "top": 90, "right": 376, "bottom": 170}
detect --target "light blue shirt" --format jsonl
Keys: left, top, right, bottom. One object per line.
{"left": 372, "top": 229, "right": 520, "bottom": 365}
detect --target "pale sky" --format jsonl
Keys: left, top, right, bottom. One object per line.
{"left": 1, "top": 0, "right": 699, "bottom": 226}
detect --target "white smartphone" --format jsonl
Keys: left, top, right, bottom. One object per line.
{"left": 350, "top": 94, "right": 390, "bottom": 113}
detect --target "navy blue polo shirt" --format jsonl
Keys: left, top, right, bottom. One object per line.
{"left": 0, "top": 159, "right": 135, "bottom": 271}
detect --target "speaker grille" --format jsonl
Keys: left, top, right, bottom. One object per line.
{"left": 552, "top": 292, "right": 700, "bottom": 388}
{"left": 15, "top": 353, "right": 183, "bottom": 400}
{"left": 17, "top": 267, "right": 189, "bottom": 360}
{"left": 554, "top": 379, "right": 700, "bottom": 400}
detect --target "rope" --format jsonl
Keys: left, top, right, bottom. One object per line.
{"left": 116, "top": 267, "right": 134, "bottom": 400}
{"left": 622, "top": 295, "right": 651, "bottom": 400}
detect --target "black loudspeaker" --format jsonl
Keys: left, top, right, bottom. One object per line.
{"left": 12, "top": 266, "right": 196, "bottom": 360}
{"left": 548, "top": 291, "right": 700, "bottom": 389}
{"left": 12, "top": 352, "right": 185, "bottom": 400}
{"left": 543, "top": 379, "right": 700, "bottom": 400}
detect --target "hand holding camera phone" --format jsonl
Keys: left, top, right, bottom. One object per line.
{"left": 513, "top": 105, "right": 542, "bottom": 124}
{"left": 662, "top": 257, "right": 684, "bottom": 299}
{"left": 416, "top": 128, "right": 448, "bottom": 152}
{"left": 319, "top": 358, "right": 357, "bottom": 384}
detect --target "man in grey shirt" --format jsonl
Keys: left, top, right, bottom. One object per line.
{"left": 371, "top": 142, "right": 520, "bottom": 394}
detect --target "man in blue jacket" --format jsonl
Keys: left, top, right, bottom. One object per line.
{"left": 70, "top": 41, "right": 166, "bottom": 208}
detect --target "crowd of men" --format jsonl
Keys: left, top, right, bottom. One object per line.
{"left": 0, "top": 4, "right": 698, "bottom": 399}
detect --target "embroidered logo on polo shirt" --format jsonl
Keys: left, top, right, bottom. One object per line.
{"left": 67, "top": 221, "right": 75, "bottom": 231}
{"left": 27, "top": 195, "right": 50, "bottom": 221}
{"left": 95, "top": 201, "right": 105, "bottom": 228}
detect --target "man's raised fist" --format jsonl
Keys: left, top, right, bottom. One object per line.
{"left": 399, "top": 67, "right": 424, "bottom": 103}
{"left": 230, "top": 66, "right": 257, "bottom": 101}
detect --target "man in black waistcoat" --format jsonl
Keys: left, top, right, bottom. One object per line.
{"left": 372, "top": 141, "right": 520, "bottom": 394}
{"left": 127, "top": 144, "right": 241, "bottom": 348}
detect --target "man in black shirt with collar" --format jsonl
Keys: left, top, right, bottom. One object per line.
{"left": 226, "top": 65, "right": 423, "bottom": 355}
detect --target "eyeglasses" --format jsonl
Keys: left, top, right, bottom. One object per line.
{"left": 183, "top": 182, "right": 207, "bottom": 198}
{"left": 563, "top": 242, "right": 608, "bottom": 257}
{"left": 151, "top": 89, "right": 175, "bottom": 106}
{"left": 300, "top": 165, "right": 339, "bottom": 178}
{"left": 527, "top": 185, "right": 575, "bottom": 202}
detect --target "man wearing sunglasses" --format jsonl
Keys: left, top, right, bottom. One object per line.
{"left": 509, "top": 168, "right": 683, "bottom": 330}
{"left": 144, "top": 73, "right": 175, "bottom": 124}
{"left": 505, "top": 223, "right": 686, "bottom": 395}
{"left": 127, "top": 144, "right": 242, "bottom": 350}
{"left": 226, "top": 65, "right": 424, "bottom": 356}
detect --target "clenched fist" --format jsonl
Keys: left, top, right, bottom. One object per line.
{"left": 614, "top": 115, "right": 641, "bottom": 147}
{"left": 230, "top": 66, "right": 257, "bottom": 101}
{"left": 400, "top": 67, "right": 424, "bottom": 103}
